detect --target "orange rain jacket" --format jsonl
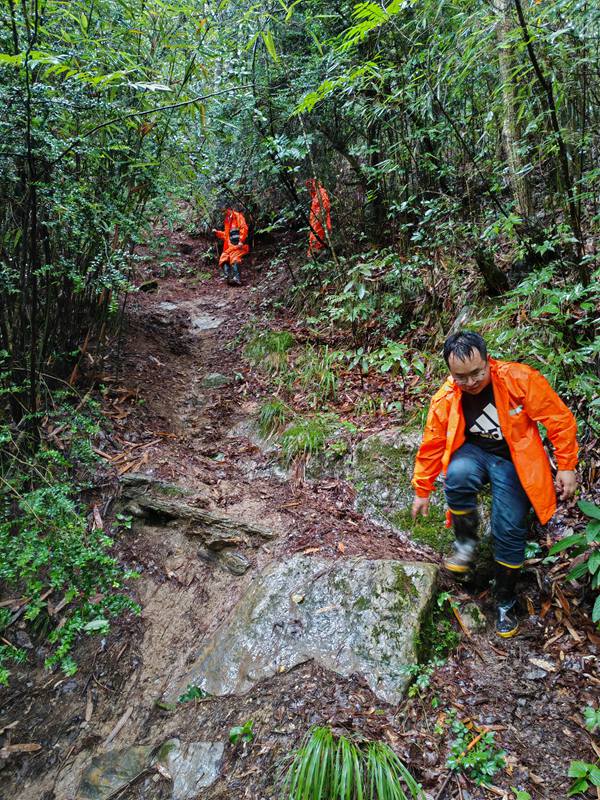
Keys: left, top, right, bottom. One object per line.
{"left": 307, "top": 179, "right": 332, "bottom": 255}
{"left": 215, "top": 209, "right": 250, "bottom": 266}
{"left": 412, "top": 358, "right": 578, "bottom": 524}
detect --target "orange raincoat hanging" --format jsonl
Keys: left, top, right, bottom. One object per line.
{"left": 307, "top": 179, "right": 331, "bottom": 256}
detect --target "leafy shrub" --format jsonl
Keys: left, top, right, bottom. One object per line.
{"left": 567, "top": 760, "right": 600, "bottom": 796}
{"left": 549, "top": 500, "right": 600, "bottom": 624}
{"left": 446, "top": 712, "right": 506, "bottom": 786}
{"left": 295, "top": 249, "right": 429, "bottom": 350}
{"left": 0, "top": 409, "right": 139, "bottom": 684}
{"left": 281, "top": 725, "right": 424, "bottom": 800}
{"left": 477, "top": 264, "right": 600, "bottom": 438}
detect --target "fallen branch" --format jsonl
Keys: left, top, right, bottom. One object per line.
{"left": 104, "top": 706, "right": 133, "bottom": 746}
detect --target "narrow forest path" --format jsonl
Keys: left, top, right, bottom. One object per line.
{"left": 3, "top": 228, "right": 597, "bottom": 800}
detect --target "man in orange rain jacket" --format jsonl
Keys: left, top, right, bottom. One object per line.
{"left": 213, "top": 207, "right": 250, "bottom": 286}
{"left": 306, "top": 178, "right": 332, "bottom": 257}
{"left": 411, "top": 331, "right": 578, "bottom": 638}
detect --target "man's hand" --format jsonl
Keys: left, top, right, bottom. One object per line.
{"left": 555, "top": 469, "right": 577, "bottom": 501}
{"left": 411, "top": 495, "right": 430, "bottom": 520}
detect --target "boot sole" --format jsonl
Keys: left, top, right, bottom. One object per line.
{"left": 496, "top": 624, "right": 519, "bottom": 638}
{"left": 443, "top": 562, "right": 471, "bottom": 574}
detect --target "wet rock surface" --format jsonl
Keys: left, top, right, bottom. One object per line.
{"left": 191, "top": 315, "right": 224, "bottom": 331}
{"left": 201, "top": 372, "right": 231, "bottom": 388}
{"left": 157, "top": 739, "right": 224, "bottom": 799}
{"left": 174, "top": 554, "right": 437, "bottom": 704}
{"left": 77, "top": 739, "right": 224, "bottom": 800}
{"left": 78, "top": 745, "right": 153, "bottom": 799}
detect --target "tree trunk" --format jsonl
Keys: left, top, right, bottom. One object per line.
{"left": 495, "top": 0, "right": 533, "bottom": 220}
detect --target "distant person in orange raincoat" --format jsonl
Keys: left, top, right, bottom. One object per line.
{"left": 212, "top": 207, "right": 250, "bottom": 286}
{"left": 306, "top": 179, "right": 331, "bottom": 257}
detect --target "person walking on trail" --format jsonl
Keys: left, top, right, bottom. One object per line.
{"left": 307, "top": 178, "right": 331, "bottom": 257}
{"left": 213, "top": 207, "right": 250, "bottom": 286}
{"left": 411, "top": 331, "right": 578, "bottom": 638}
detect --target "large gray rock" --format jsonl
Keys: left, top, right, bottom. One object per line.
{"left": 191, "top": 314, "right": 224, "bottom": 331}
{"left": 351, "top": 428, "right": 425, "bottom": 526}
{"left": 173, "top": 554, "right": 437, "bottom": 705}
{"left": 78, "top": 740, "right": 224, "bottom": 800}
{"left": 157, "top": 739, "right": 224, "bottom": 799}
{"left": 78, "top": 746, "right": 152, "bottom": 799}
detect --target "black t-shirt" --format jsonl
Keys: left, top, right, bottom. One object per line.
{"left": 461, "top": 383, "right": 512, "bottom": 460}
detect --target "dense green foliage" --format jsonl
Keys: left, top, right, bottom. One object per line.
{"left": 0, "top": 399, "right": 139, "bottom": 683}
{"left": 0, "top": 0, "right": 216, "bottom": 681}
{"left": 1, "top": 0, "right": 598, "bottom": 690}
{"left": 0, "top": 0, "right": 214, "bottom": 420}
{"left": 549, "top": 500, "right": 600, "bottom": 623}
{"left": 202, "top": 0, "right": 598, "bottom": 269}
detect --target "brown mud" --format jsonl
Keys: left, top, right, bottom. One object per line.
{"left": 0, "top": 227, "right": 598, "bottom": 800}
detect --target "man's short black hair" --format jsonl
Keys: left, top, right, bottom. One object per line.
{"left": 443, "top": 331, "right": 487, "bottom": 365}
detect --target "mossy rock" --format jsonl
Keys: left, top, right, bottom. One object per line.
{"left": 353, "top": 429, "right": 446, "bottom": 544}
{"left": 171, "top": 555, "right": 438, "bottom": 705}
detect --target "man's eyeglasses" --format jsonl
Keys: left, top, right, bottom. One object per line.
{"left": 452, "top": 366, "right": 488, "bottom": 385}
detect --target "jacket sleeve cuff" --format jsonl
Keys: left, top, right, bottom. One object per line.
{"left": 414, "top": 488, "right": 432, "bottom": 499}
{"left": 556, "top": 459, "right": 578, "bottom": 471}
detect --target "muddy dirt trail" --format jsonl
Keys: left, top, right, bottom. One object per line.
{"left": 1, "top": 231, "right": 597, "bottom": 800}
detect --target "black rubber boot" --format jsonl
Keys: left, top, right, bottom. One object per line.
{"left": 494, "top": 562, "right": 520, "bottom": 638}
{"left": 222, "top": 263, "right": 230, "bottom": 281}
{"left": 443, "top": 510, "right": 479, "bottom": 574}
{"left": 230, "top": 263, "right": 241, "bottom": 286}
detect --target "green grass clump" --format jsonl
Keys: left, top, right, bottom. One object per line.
{"left": 296, "top": 345, "right": 338, "bottom": 405}
{"left": 281, "top": 725, "right": 424, "bottom": 800}
{"left": 258, "top": 399, "right": 291, "bottom": 437}
{"left": 280, "top": 415, "right": 332, "bottom": 463}
{"left": 245, "top": 330, "right": 295, "bottom": 373}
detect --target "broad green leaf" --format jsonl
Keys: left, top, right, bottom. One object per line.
{"left": 262, "top": 29, "right": 278, "bottom": 63}
{"left": 549, "top": 533, "right": 586, "bottom": 555}
{"left": 578, "top": 500, "right": 600, "bottom": 521}
{"left": 593, "top": 595, "right": 600, "bottom": 624}
{"left": 566, "top": 562, "right": 589, "bottom": 582}
{"left": 568, "top": 761, "right": 591, "bottom": 778}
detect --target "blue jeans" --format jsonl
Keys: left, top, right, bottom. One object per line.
{"left": 444, "top": 443, "right": 531, "bottom": 567}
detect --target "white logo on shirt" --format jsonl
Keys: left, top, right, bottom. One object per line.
{"left": 469, "top": 403, "right": 503, "bottom": 441}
